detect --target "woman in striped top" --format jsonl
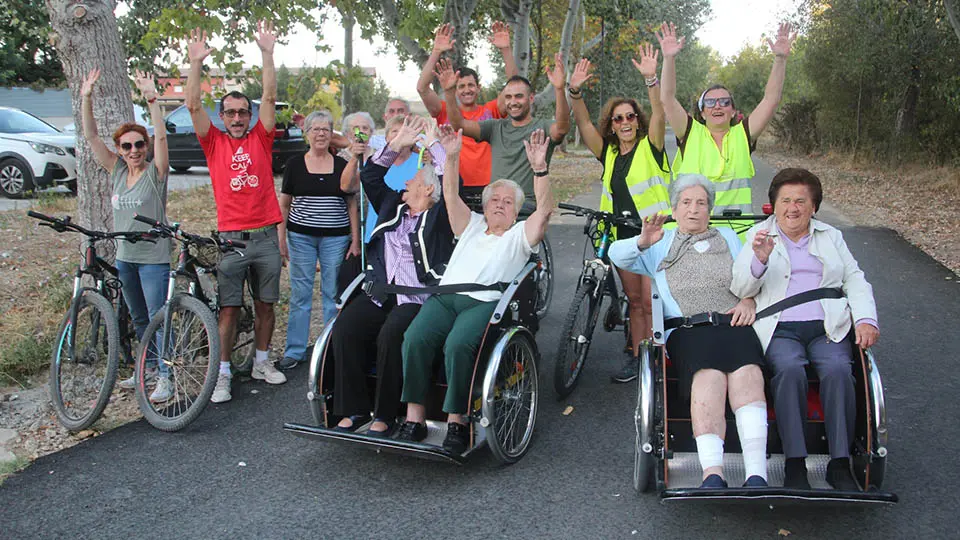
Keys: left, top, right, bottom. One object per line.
{"left": 278, "top": 110, "right": 361, "bottom": 370}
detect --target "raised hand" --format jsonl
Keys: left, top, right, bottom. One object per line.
{"left": 434, "top": 57, "right": 459, "bottom": 91}
{"left": 433, "top": 23, "right": 456, "bottom": 54}
{"left": 766, "top": 22, "right": 797, "bottom": 58}
{"left": 133, "top": 70, "right": 158, "bottom": 100}
{"left": 568, "top": 59, "right": 593, "bottom": 92}
{"left": 488, "top": 20, "right": 511, "bottom": 50}
{"left": 631, "top": 43, "right": 659, "bottom": 79}
{"left": 81, "top": 68, "right": 101, "bottom": 98}
{"left": 255, "top": 20, "right": 277, "bottom": 54}
{"left": 655, "top": 22, "right": 685, "bottom": 58}
{"left": 522, "top": 129, "right": 549, "bottom": 171}
{"left": 637, "top": 214, "right": 669, "bottom": 248}
{"left": 391, "top": 115, "right": 427, "bottom": 150}
{"left": 187, "top": 28, "right": 214, "bottom": 63}
{"left": 438, "top": 124, "right": 462, "bottom": 155}
{"left": 545, "top": 52, "right": 566, "bottom": 89}
{"left": 751, "top": 229, "right": 775, "bottom": 264}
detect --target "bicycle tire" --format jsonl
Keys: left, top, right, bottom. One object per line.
{"left": 230, "top": 279, "right": 257, "bottom": 375}
{"left": 534, "top": 235, "right": 554, "bottom": 320}
{"left": 553, "top": 283, "right": 600, "bottom": 399}
{"left": 49, "top": 291, "right": 120, "bottom": 432}
{"left": 135, "top": 294, "right": 220, "bottom": 432}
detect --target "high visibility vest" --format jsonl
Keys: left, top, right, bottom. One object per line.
{"left": 599, "top": 137, "right": 670, "bottom": 240}
{"left": 672, "top": 119, "right": 755, "bottom": 216}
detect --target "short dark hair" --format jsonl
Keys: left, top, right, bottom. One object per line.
{"left": 457, "top": 67, "right": 480, "bottom": 85}
{"left": 769, "top": 168, "right": 823, "bottom": 211}
{"left": 503, "top": 75, "right": 533, "bottom": 93}
{"left": 219, "top": 91, "right": 251, "bottom": 113}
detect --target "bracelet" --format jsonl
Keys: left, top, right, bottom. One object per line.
{"left": 569, "top": 93, "right": 583, "bottom": 101}
{"left": 567, "top": 86, "right": 581, "bottom": 95}
{"left": 533, "top": 169, "right": 549, "bottom": 177}
{"left": 644, "top": 77, "right": 659, "bottom": 87}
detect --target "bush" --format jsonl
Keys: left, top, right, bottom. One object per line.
{"left": 771, "top": 99, "right": 820, "bottom": 154}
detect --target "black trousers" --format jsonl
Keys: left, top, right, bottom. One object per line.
{"left": 331, "top": 293, "right": 421, "bottom": 421}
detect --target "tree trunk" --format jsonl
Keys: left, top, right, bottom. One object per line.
{"left": 893, "top": 64, "right": 921, "bottom": 160}
{"left": 45, "top": 0, "right": 131, "bottom": 232}
{"left": 378, "top": 0, "right": 429, "bottom": 66}
{"left": 443, "top": 0, "right": 481, "bottom": 70}
{"left": 945, "top": 0, "right": 960, "bottom": 43}
{"left": 532, "top": 0, "right": 579, "bottom": 108}
{"left": 342, "top": 11, "right": 354, "bottom": 111}
{"left": 502, "top": 0, "right": 534, "bottom": 76}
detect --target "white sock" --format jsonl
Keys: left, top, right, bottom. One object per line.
{"left": 255, "top": 349, "right": 269, "bottom": 365}
{"left": 735, "top": 401, "right": 769, "bottom": 481}
{"left": 695, "top": 433, "right": 724, "bottom": 473}
{"left": 219, "top": 361, "right": 231, "bottom": 375}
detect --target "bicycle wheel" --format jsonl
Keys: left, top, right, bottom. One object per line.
{"left": 553, "top": 283, "right": 600, "bottom": 399}
{"left": 49, "top": 291, "right": 120, "bottom": 432}
{"left": 482, "top": 327, "right": 539, "bottom": 465}
{"left": 230, "top": 279, "right": 256, "bottom": 374}
{"left": 534, "top": 235, "right": 554, "bottom": 320}
{"left": 135, "top": 295, "right": 220, "bottom": 432}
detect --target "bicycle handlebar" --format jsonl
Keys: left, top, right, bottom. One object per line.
{"left": 558, "top": 203, "right": 769, "bottom": 225}
{"left": 134, "top": 214, "right": 245, "bottom": 251}
{"left": 29, "top": 211, "right": 156, "bottom": 243}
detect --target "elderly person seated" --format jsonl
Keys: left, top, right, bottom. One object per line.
{"left": 732, "top": 168, "right": 879, "bottom": 491}
{"left": 609, "top": 174, "right": 769, "bottom": 488}
{"left": 395, "top": 127, "right": 552, "bottom": 454}
{"left": 330, "top": 115, "right": 454, "bottom": 436}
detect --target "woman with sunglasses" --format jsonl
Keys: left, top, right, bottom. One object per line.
{"left": 567, "top": 44, "right": 671, "bottom": 384}
{"left": 657, "top": 21, "right": 796, "bottom": 217}
{"left": 80, "top": 68, "right": 173, "bottom": 403}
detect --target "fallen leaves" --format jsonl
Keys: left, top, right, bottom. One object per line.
{"left": 562, "top": 405, "right": 574, "bottom": 416}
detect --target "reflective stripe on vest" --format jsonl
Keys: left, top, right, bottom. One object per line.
{"left": 599, "top": 137, "right": 670, "bottom": 240}
{"left": 672, "top": 119, "right": 755, "bottom": 212}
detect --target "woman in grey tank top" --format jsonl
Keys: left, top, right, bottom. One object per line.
{"left": 81, "top": 68, "right": 173, "bottom": 403}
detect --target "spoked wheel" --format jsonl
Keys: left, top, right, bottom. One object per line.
{"left": 135, "top": 295, "right": 220, "bottom": 432}
{"left": 308, "top": 314, "right": 337, "bottom": 426}
{"left": 482, "top": 327, "right": 539, "bottom": 465}
{"left": 633, "top": 343, "right": 656, "bottom": 493}
{"left": 534, "top": 235, "right": 554, "bottom": 320}
{"left": 230, "top": 280, "right": 257, "bottom": 375}
{"left": 553, "top": 283, "right": 600, "bottom": 399}
{"left": 49, "top": 292, "right": 120, "bottom": 431}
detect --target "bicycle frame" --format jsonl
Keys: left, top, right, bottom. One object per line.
{"left": 66, "top": 237, "right": 126, "bottom": 363}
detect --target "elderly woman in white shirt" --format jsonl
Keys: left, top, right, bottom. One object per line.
{"left": 732, "top": 167, "right": 879, "bottom": 491}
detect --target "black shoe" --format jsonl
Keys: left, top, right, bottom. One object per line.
{"left": 366, "top": 418, "right": 395, "bottom": 438}
{"left": 333, "top": 414, "right": 370, "bottom": 433}
{"left": 699, "top": 474, "right": 728, "bottom": 488}
{"left": 743, "top": 475, "right": 768, "bottom": 487}
{"left": 826, "top": 458, "right": 860, "bottom": 491}
{"left": 784, "top": 457, "right": 811, "bottom": 489}
{"left": 611, "top": 354, "right": 639, "bottom": 383}
{"left": 395, "top": 421, "right": 428, "bottom": 443}
{"left": 277, "top": 356, "right": 300, "bottom": 371}
{"left": 442, "top": 422, "right": 470, "bottom": 454}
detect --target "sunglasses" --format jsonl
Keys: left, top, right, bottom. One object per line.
{"left": 120, "top": 140, "right": 147, "bottom": 151}
{"left": 702, "top": 97, "right": 732, "bottom": 109}
{"left": 612, "top": 112, "right": 638, "bottom": 124}
{"left": 222, "top": 109, "right": 251, "bottom": 118}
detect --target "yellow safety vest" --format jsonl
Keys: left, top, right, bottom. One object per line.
{"left": 671, "top": 119, "right": 755, "bottom": 216}
{"left": 598, "top": 137, "right": 670, "bottom": 240}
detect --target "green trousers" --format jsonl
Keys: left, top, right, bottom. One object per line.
{"left": 401, "top": 293, "right": 497, "bottom": 414}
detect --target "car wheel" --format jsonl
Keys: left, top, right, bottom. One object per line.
{"left": 0, "top": 158, "right": 34, "bottom": 199}
{"left": 172, "top": 165, "right": 190, "bottom": 173}
{"left": 66, "top": 180, "right": 78, "bottom": 195}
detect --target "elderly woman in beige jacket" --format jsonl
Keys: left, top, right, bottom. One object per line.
{"left": 732, "top": 168, "right": 879, "bottom": 492}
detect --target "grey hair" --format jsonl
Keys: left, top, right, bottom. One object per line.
{"left": 418, "top": 163, "right": 442, "bottom": 204}
{"left": 342, "top": 111, "right": 375, "bottom": 135}
{"left": 384, "top": 97, "right": 410, "bottom": 115}
{"left": 304, "top": 110, "right": 334, "bottom": 132}
{"left": 669, "top": 173, "right": 716, "bottom": 212}
{"left": 482, "top": 179, "right": 526, "bottom": 215}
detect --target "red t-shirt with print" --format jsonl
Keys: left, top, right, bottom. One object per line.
{"left": 435, "top": 100, "right": 502, "bottom": 187}
{"left": 198, "top": 121, "right": 282, "bottom": 231}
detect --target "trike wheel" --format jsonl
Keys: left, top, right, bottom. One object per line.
{"left": 308, "top": 315, "right": 337, "bottom": 426}
{"left": 482, "top": 328, "right": 539, "bottom": 464}
{"left": 633, "top": 344, "right": 656, "bottom": 493}
{"left": 534, "top": 235, "right": 553, "bottom": 320}
{"left": 553, "top": 283, "right": 599, "bottom": 399}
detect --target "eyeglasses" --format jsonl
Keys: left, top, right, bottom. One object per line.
{"left": 611, "top": 112, "right": 638, "bottom": 124}
{"left": 307, "top": 127, "right": 332, "bottom": 135}
{"left": 222, "top": 109, "right": 251, "bottom": 118}
{"left": 702, "top": 97, "right": 732, "bottom": 109}
{"left": 120, "top": 140, "right": 147, "bottom": 151}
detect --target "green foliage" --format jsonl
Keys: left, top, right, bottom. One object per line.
{"left": 770, "top": 98, "right": 819, "bottom": 154}
{"left": 0, "top": 2, "right": 64, "bottom": 86}
{"left": 717, "top": 45, "right": 769, "bottom": 115}
{"left": 343, "top": 70, "right": 392, "bottom": 126}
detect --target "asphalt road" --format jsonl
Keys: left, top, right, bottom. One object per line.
{"left": 2, "top": 157, "right": 960, "bottom": 539}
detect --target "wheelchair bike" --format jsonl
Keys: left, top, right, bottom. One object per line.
{"left": 631, "top": 214, "right": 898, "bottom": 504}
{"left": 283, "top": 261, "right": 542, "bottom": 465}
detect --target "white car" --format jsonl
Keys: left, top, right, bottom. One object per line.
{"left": 0, "top": 106, "right": 78, "bottom": 199}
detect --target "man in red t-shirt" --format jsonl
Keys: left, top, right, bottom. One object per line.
{"left": 417, "top": 21, "right": 519, "bottom": 198}
{"left": 186, "top": 22, "right": 286, "bottom": 402}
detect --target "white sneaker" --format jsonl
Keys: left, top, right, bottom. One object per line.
{"left": 118, "top": 368, "right": 157, "bottom": 389}
{"left": 211, "top": 372, "right": 232, "bottom": 403}
{"left": 149, "top": 376, "right": 174, "bottom": 403}
{"left": 252, "top": 361, "right": 286, "bottom": 385}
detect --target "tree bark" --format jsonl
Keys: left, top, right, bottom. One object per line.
{"left": 532, "top": 0, "right": 579, "bottom": 108}
{"left": 45, "top": 0, "right": 132, "bottom": 232}
{"left": 378, "top": 0, "right": 429, "bottom": 67}
{"left": 501, "top": 0, "right": 534, "bottom": 76}
{"left": 342, "top": 11, "right": 354, "bottom": 110}
{"left": 443, "top": 0, "right": 481, "bottom": 70}
{"left": 944, "top": 0, "right": 960, "bottom": 43}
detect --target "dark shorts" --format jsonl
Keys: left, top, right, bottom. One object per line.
{"left": 217, "top": 225, "right": 282, "bottom": 306}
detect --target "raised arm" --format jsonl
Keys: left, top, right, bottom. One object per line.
{"left": 79, "top": 69, "right": 118, "bottom": 172}
{"left": 522, "top": 129, "right": 554, "bottom": 247}
{"left": 488, "top": 20, "right": 519, "bottom": 115}
{"left": 255, "top": 20, "right": 278, "bottom": 132}
{"left": 438, "top": 125, "right": 471, "bottom": 236}
{"left": 340, "top": 139, "right": 367, "bottom": 193}
{"left": 185, "top": 28, "right": 214, "bottom": 138}
{"left": 545, "top": 53, "right": 570, "bottom": 143}
{"left": 417, "top": 23, "right": 455, "bottom": 118}
{"left": 748, "top": 22, "right": 797, "bottom": 138}
{"left": 133, "top": 70, "right": 168, "bottom": 177}
{"left": 346, "top": 194, "right": 361, "bottom": 258}
{"left": 567, "top": 59, "right": 603, "bottom": 158}
{"left": 438, "top": 59, "right": 481, "bottom": 139}
{"left": 655, "top": 22, "right": 690, "bottom": 140}
{"left": 631, "top": 43, "right": 665, "bottom": 150}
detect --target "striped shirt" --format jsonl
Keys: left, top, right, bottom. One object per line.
{"left": 378, "top": 209, "right": 428, "bottom": 306}
{"left": 281, "top": 153, "right": 351, "bottom": 237}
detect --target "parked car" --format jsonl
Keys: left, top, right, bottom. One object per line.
{"left": 62, "top": 103, "right": 154, "bottom": 136}
{"left": 164, "top": 100, "right": 305, "bottom": 173}
{"left": 0, "top": 106, "right": 78, "bottom": 198}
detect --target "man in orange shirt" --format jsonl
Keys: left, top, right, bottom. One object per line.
{"left": 416, "top": 21, "right": 519, "bottom": 199}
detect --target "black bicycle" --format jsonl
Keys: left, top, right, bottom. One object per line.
{"left": 131, "top": 215, "right": 252, "bottom": 431}
{"left": 29, "top": 211, "right": 153, "bottom": 431}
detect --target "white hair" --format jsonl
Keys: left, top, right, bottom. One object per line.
{"left": 384, "top": 97, "right": 410, "bottom": 115}
{"left": 303, "top": 110, "right": 334, "bottom": 132}
{"left": 670, "top": 173, "right": 716, "bottom": 212}
{"left": 482, "top": 179, "right": 526, "bottom": 216}
{"left": 418, "top": 163, "right": 442, "bottom": 204}
{"left": 342, "top": 111, "right": 375, "bottom": 136}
